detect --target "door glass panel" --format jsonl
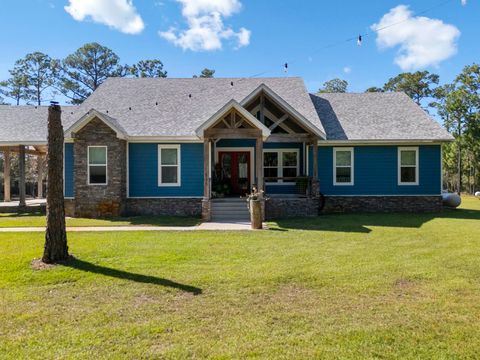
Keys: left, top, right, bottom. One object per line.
{"left": 221, "top": 153, "right": 232, "bottom": 179}
{"left": 238, "top": 153, "right": 248, "bottom": 180}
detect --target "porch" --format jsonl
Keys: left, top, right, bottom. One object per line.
{"left": 196, "top": 86, "right": 322, "bottom": 221}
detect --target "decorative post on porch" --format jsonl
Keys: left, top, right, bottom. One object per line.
{"left": 19, "top": 145, "right": 26, "bottom": 207}
{"left": 255, "top": 136, "right": 265, "bottom": 220}
{"left": 311, "top": 138, "right": 320, "bottom": 198}
{"left": 3, "top": 148, "right": 11, "bottom": 202}
{"left": 202, "top": 138, "right": 211, "bottom": 221}
{"left": 37, "top": 155, "right": 45, "bottom": 198}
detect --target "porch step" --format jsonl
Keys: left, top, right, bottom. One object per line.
{"left": 211, "top": 198, "right": 250, "bottom": 222}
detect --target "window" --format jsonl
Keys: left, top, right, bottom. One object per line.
{"left": 264, "top": 150, "right": 299, "bottom": 183}
{"left": 333, "top": 147, "right": 353, "bottom": 185}
{"left": 88, "top": 146, "right": 107, "bottom": 185}
{"left": 398, "top": 147, "right": 419, "bottom": 185}
{"left": 158, "top": 145, "right": 181, "bottom": 186}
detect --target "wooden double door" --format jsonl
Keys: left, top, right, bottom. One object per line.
{"left": 218, "top": 151, "right": 251, "bottom": 196}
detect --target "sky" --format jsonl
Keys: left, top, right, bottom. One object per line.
{"left": 0, "top": 0, "right": 478, "bottom": 103}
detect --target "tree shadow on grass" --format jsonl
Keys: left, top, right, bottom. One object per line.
{"left": 62, "top": 257, "right": 202, "bottom": 295}
{"left": 271, "top": 207, "right": 480, "bottom": 234}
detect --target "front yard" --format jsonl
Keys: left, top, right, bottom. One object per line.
{"left": 1, "top": 197, "right": 479, "bottom": 358}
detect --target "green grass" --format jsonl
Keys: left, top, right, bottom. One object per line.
{"left": 0, "top": 213, "right": 200, "bottom": 227}
{"left": 1, "top": 197, "right": 480, "bottom": 359}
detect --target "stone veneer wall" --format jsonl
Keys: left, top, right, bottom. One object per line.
{"left": 73, "top": 118, "right": 127, "bottom": 218}
{"left": 126, "top": 198, "right": 202, "bottom": 217}
{"left": 322, "top": 196, "right": 443, "bottom": 213}
{"left": 64, "top": 199, "right": 75, "bottom": 217}
{"left": 265, "top": 197, "right": 319, "bottom": 219}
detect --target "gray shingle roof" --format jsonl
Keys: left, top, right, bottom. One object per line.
{"left": 73, "top": 77, "right": 324, "bottom": 137}
{"left": 0, "top": 78, "right": 453, "bottom": 144}
{"left": 310, "top": 92, "right": 453, "bottom": 141}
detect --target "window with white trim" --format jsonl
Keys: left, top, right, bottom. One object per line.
{"left": 398, "top": 147, "right": 419, "bottom": 185}
{"left": 333, "top": 147, "right": 354, "bottom": 185}
{"left": 88, "top": 146, "right": 107, "bottom": 185}
{"left": 158, "top": 145, "right": 181, "bottom": 186}
{"left": 264, "top": 149, "right": 299, "bottom": 183}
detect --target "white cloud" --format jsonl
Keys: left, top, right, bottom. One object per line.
{"left": 371, "top": 5, "right": 460, "bottom": 70}
{"left": 159, "top": 0, "right": 250, "bottom": 51}
{"left": 65, "top": 0, "right": 145, "bottom": 34}
{"left": 343, "top": 66, "right": 352, "bottom": 74}
{"left": 461, "top": 0, "right": 467, "bottom": 6}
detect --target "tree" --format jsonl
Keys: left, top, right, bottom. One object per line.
{"left": 42, "top": 104, "right": 68, "bottom": 263}
{"left": 57, "top": 43, "right": 125, "bottom": 104}
{"left": 383, "top": 71, "right": 439, "bottom": 106}
{"left": 128, "top": 60, "right": 167, "bottom": 78}
{"left": 0, "top": 67, "right": 30, "bottom": 105}
{"left": 365, "top": 86, "right": 384, "bottom": 93}
{"left": 193, "top": 68, "right": 215, "bottom": 78}
{"left": 432, "top": 64, "right": 480, "bottom": 193}
{"left": 318, "top": 78, "right": 348, "bottom": 93}
{"left": 13, "top": 52, "right": 58, "bottom": 105}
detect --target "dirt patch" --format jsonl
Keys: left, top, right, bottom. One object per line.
{"left": 31, "top": 258, "right": 56, "bottom": 270}
{"left": 393, "top": 278, "right": 417, "bottom": 289}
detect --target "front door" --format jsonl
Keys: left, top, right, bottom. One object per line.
{"left": 218, "top": 151, "right": 251, "bottom": 196}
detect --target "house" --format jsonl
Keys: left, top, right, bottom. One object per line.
{"left": 0, "top": 77, "right": 453, "bottom": 220}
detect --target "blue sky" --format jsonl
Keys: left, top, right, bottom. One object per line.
{"left": 0, "top": 0, "right": 478, "bottom": 101}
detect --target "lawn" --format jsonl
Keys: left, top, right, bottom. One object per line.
{"left": 0, "top": 197, "right": 479, "bottom": 359}
{"left": 0, "top": 213, "right": 200, "bottom": 227}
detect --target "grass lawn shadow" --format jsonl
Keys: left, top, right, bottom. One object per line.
{"left": 62, "top": 257, "right": 202, "bottom": 295}
{"left": 271, "top": 206, "right": 480, "bottom": 233}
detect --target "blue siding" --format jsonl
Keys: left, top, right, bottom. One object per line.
{"left": 309, "top": 145, "right": 441, "bottom": 195}
{"left": 128, "top": 143, "right": 204, "bottom": 197}
{"left": 64, "top": 143, "right": 74, "bottom": 198}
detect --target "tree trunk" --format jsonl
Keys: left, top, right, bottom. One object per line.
{"left": 42, "top": 104, "right": 68, "bottom": 263}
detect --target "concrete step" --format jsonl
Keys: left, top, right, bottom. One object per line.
{"left": 211, "top": 198, "right": 250, "bottom": 222}
{"left": 211, "top": 216, "right": 251, "bottom": 222}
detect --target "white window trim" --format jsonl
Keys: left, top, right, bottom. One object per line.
{"left": 398, "top": 146, "right": 419, "bottom": 186}
{"left": 333, "top": 147, "right": 354, "bottom": 186}
{"left": 263, "top": 149, "right": 300, "bottom": 185}
{"left": 87, "top": 146, "right": 108, "bottom": 186}
{"left": 158, "top": 144, "right": 181, "bottom": 187}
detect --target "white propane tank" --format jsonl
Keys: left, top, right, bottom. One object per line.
{"left": 475, "top": 191, "right": 480, "bottom": 198}
{"left": 442, "top": 193, "right": 462, "bottom": 208}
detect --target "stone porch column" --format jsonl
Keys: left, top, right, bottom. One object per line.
{"left": 3, "top": 148, "right": 11, "bottom": 202}
{"left": 202, "top": 138, "right": 211, "bottom": 221}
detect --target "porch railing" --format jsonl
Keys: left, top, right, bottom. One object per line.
{"left": 259, "top": 176, "right": 313, "bottom": 197}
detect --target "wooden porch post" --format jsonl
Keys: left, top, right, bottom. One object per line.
{"left": 37, "top": 155, "right": 45, "bottom": 198}
{"left": 203, "top": 138, "right": 211, "bottom": 199}
{"left": 202, "top": 138, "right": 211, "bottom": 221}
{"left": 311, "top": 138, "right": 319, "bottom": 198}
{"left": 19, "top": 145, "right": 26, "bottom": 207}
{"left": 3, "top": 149, "right": 11, "bottom": 202}
{"left": 256, "top": 137, "right": 264, "bottom": 192}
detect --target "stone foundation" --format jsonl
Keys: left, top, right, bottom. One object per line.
{"left": 322, "top": 196, "right": 443, "bottom": 213}
{"left": 265, "top": 197, "right": 319, "bottom": 219}
{"left": 126, "top": 198, "right": 202, "bottom": 217}
{"left": 202, "top": 198, "right": 211, "bottom": 221}
{"left": 64, "top": 199, "right": 75, "bottom": 217}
